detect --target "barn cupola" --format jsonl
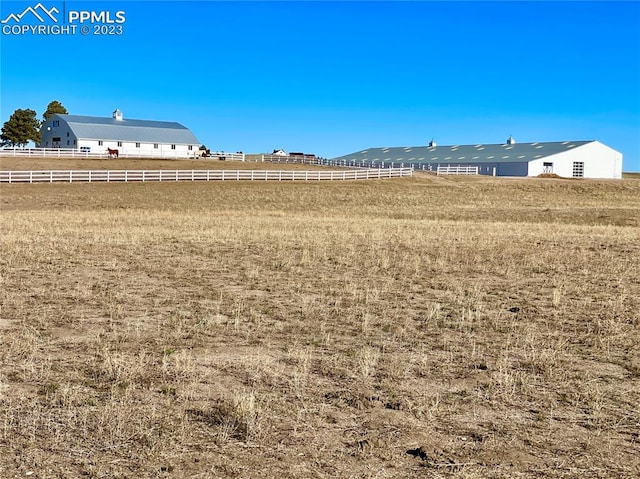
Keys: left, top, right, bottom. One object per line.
{"left": 506, "top": 135, "right": 516, "bottom": 145}
{"left": 429, "top": 138, "right": 437, "bottom": 147}
{"left": 113, "top": 109, "right": 123, "bottom": 121}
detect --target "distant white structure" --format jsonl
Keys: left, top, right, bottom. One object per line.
{"left": 272, "top": 149, "right": 287, "bottom": 156}
{"left": 39, "top": 109, "right": 200, "bottom": 158}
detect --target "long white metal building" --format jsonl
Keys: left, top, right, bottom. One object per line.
{"left": 332, "top": 137, "right": 623, "bottom": 179}
{"left": 39, "top": 109, "right": 200, "bottom": 158}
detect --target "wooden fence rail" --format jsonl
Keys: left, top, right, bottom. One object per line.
{"left": 0, "top": 168, "right": 413, "bottom": 184}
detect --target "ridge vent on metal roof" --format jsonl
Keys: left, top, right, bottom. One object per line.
{"left": 113, "top": 109, "right": 123, "bottom": 121}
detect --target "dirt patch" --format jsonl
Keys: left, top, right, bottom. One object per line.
{"left": 0, "top": 156, "right": 333, "bottom": 171}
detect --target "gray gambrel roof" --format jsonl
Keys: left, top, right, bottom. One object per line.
{"left": 332, "top": 141, "right": 595, "bottom": 164}
{"left": 55, "top": 114, "right": 200, "bottom": 145}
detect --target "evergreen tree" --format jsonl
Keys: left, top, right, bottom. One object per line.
{"left": 0, "top": 109, "right": 41, "bottom": 147}
{"left": 42, "top": 100, "right": 68, "bottom": 121}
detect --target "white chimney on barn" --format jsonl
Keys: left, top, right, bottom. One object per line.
{"left": 113, "top": 109, "right": 123, "bottom": 121}
{"left": 429, "top": 138, "right": 437, "bottom": 147}
{"left": 506, "top": 135, "right": 515, "bottom": 145}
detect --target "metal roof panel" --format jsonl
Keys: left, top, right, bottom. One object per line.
{"left": 331, "top": 141, "right": 595, "bottom": 164}
{"left": 56, "top": 114, "right": 200, "bottom": 144}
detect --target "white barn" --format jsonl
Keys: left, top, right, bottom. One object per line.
{"left": 39, "top": 109, "right": 200, "bottom": 158}
{"left": 332, "top": 138, "right": 623, "bottom": 179}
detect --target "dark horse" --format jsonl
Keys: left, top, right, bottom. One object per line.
{"left": 107, "top": 148, "right": 119, "bottom": 158}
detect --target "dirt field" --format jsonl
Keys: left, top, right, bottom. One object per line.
{"left": 1, "top": 173, "right": 639, "bottom": 478}
{"left": 0, "top": 157, "right": 330, "bottom": 171}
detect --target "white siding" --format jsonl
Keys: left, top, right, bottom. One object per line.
{"left": 76, "top": 140, "right": 195, "bottom": 157}
{"left": 527, "top": 141, "right": 622, "bottom": 179}
{"left": 40, "top": 117, "right": 77, "bottom": 148}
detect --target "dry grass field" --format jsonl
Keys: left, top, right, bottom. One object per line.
{"left": 1, "top": 168, "right": 639, "bottom": 478}
{"left": 0, "top": 157, "right": 329, "bottom": 172}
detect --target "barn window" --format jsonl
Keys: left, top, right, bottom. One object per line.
{"left": 572, "top": 162, "right": 584, "bottom": 178}
{"left": 52, "top": 120, "right": 59, "bottom": 127}
{"left": 73, "top": 140, "right": 76, "bottom": 145}
{"left": 171, "top": 144, "right": 176, "bottom": 150}
{"left": 67, "top": 140, "right": 70, "bottom": 145}
{"left": 154, "top": 144, "right": 158, "bottom": 149}
{"left": 543, "top": 162, "right": 553, "bottom": 174}
{"left": 66, "top": 132, "right": 69, "bottom": 137}
{"left": 98, "top": 140, "right": 103, "bottom": 146}
{"left": 117, "top": 141, "right": 123, "bottom": 147}
{"left": 188, "top": 145, "right": 193, "bottom": 151}
{"left": 135, "top": 142, "right": 140, "bottom": 148}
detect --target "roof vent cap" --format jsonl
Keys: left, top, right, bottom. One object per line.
{"left": 113, "top": 109, "right": 123, "bottom": 121}
{"left": 506, "top": 135, "right": 515, "bottom": 145}
{"left": 429, "top": 138, "right": 437, "bottom": 147}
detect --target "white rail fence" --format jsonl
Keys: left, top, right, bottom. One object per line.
{"left": 0, "top": 168, "right": 413, "bottom": 184}
{"left": 250, "top": 155, "right": 386, "bottom": 168}
{"left": 437, "top": 165, "right": 479, "bottom": 176}
{"left": 0, "top": 147, "right": 201, "bottom": 160}
{"left": 253, "top": 155, "right": 438, "bottom": 171}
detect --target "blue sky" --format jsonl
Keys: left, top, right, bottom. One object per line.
{"left": 1, "top": 1, "right": 639, "bottom": 170}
